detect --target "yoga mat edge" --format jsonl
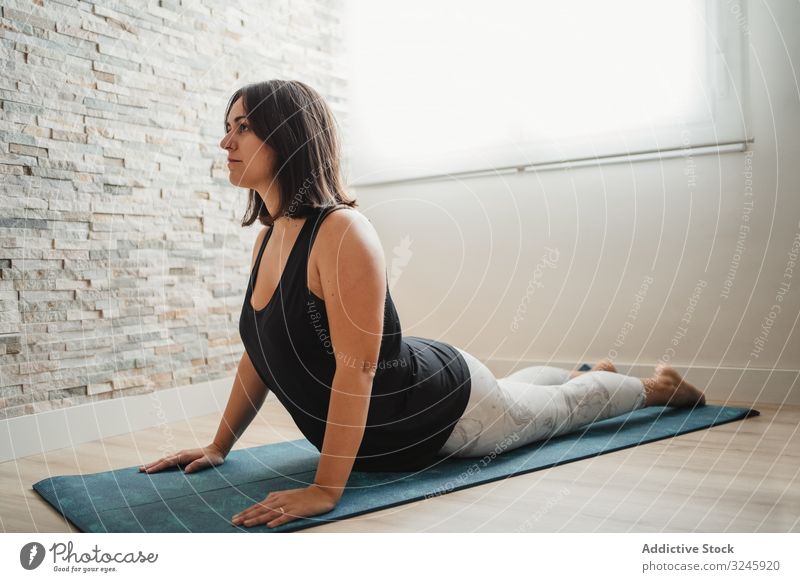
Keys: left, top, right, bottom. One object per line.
{"left": 31, "top": 404, "right": 760, "bottom": 533}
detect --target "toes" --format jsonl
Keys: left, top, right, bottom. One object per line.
{"left": 601, "top": 359, "right": 618, "bottom": 372}
{"left": 592, "top": 358, "right": 616, "bottom": 372}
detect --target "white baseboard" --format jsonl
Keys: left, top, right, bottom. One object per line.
{"left": 1, "top": 359, "right": 792, "bottom": 463}
{"left": 0, "top": 375, "right": 237, "bottom": 464}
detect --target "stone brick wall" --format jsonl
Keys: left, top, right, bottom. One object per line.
{"left": 0, "top": 0, "right": 349, "bottom": 420}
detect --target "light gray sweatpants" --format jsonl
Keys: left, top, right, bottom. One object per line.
{"left": 438, "top": 348, "right": 648, "bottom": 458}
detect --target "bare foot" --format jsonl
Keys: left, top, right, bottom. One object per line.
{"left": 642, "top": 364, "right": 706, "bottom": 408}
{"left": 569, "top": 358, "right": 618, "bottom": 378}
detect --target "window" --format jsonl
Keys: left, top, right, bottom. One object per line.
{"left": 344, "top": 0, "right": 751, "bottom": 184}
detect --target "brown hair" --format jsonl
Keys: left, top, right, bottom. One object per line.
{"left": 223, "top": 80, "right": 358, "bottom": 226}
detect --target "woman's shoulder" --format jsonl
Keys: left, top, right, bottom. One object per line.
{"left": 316, "top": 206, "right": 381, "bottom": 256}
{"left": 316, "top": 205, "right": 373, "bottom": 236}
{"left": 313, "top": 207, "right": 386, "bottom": 294}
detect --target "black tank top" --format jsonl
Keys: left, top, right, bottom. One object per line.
{"left": 239, "top": 205, "right": 472, "bottom": 472}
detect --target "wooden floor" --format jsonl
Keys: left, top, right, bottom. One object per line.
{"left": 3, "top": 397, "right": 798, "bottom": 533}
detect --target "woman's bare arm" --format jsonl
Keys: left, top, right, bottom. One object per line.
{"left": 211, "top": 228, "right": 271, "bottom": 456}
{"left": 212, "top": 350, "right": 269, "bottom": 456}
{"left": 311, "top": 211, "right": 386, "bottom": 502}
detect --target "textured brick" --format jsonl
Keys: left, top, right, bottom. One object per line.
{"left": 1, "top": 0, "right": 349, "bottom": 421}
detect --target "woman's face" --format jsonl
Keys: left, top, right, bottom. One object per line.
{"left": 219, "top": 96, "right": 275, "bottom": 194}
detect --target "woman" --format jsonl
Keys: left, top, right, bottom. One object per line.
{"left": 138, "top": 80, "right": 706, "bottom": 529}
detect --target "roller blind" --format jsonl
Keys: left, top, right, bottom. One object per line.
{"left": 344, "top": 0, "right": 751, "bottom": 184}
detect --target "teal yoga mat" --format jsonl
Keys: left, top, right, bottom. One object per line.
{"left": 33, "top": 403, "right": 759, "bottom": 533}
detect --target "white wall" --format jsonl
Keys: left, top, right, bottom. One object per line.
{"left": 349, "top": 0, "right": 800, "bottom": 405}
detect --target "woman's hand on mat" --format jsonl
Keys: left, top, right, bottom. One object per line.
{"left": 231, "top": 484, "right": 338, "bottom": 529}
{"left": 138, "top": 443, "right": 226, "bottom": 474}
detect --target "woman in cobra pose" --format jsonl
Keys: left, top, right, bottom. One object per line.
{"left": 138, "top": 80, "right": 706, "bottom": 529}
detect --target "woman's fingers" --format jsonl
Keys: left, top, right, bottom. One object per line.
{"left": 232, "top": 496, "right": 282, "bottom": 525}
{"left": 139, "top": 446, "right": 226, "bottom": 474}
{"left": 138, "top": 447, "right": 223, "bottom": 474}
{"left": 233, "top": 503, "right": 286, "bottom": 527}
{"left": 139, "top": 460, "right": 165, "bottom": 473}
{"left": 231, "top": 498, "right": 291, "bottom": 527}
{"left": 138, "top": 452, "right": 183, "bottom": 473}
{"left": 184, "top": 457, "right": 207, "bottom": 473}
{"left": 139, "top": 459, "right": 162, "bottom": 473}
